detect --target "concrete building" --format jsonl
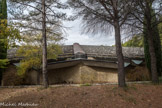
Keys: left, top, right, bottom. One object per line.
{"left": 2, "top": 43, "right": 149, "bottom": 86}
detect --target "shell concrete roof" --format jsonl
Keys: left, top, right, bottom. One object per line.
{"left": 7, "top": 43, "right": 144, "bottom": 60}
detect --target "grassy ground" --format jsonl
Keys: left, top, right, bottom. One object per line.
{"left": 0, "top": 83, "right": 162, "bottom": 108}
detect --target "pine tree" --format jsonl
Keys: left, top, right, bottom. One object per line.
{"left": 0, "top": 0, "right": 7, "bottom": 85}
{"left": 68, "top": 0, "right": 136, "bottom": 87}
{"left": 143, "top": 8, "right": 162, "bottom": 78}
{"left": 9, "top": 0, "right": 69, "bottom": 88}
{"left": 0, "top": 0, "right": 7, "bottom": 19}
{"left": 131, "top": 0, "right": 161, "bottom": 83}
{"left": 0, "top": 0, "right": 7, "bottom": 59}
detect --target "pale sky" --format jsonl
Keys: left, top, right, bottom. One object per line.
{"left": 61, "top": 0, "right": 116, "bottom": 46}
{"left": 8, "top": 0, "right": 119, "bottom": 46}
{"left": 63, "top": 19, "right": 115, "bottom": 46}
{"left": 60, "top": 0, "right": 137, "bottom": 46}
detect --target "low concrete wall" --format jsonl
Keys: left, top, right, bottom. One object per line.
{"left": 47, "top": 64, "right": 149, "bottom": 84}
{"left": 3, "top": 63, "right": 150, "bottom": 86}
{"left": 80, "top": 66, "right": 118, "bottom": 83}
{"left": 25, "top": 70, "right": 38, "bottom": 85}
{"left": 47, "top": 64, "right": 118, "bottom": 84}
{"left": 48, "top": 64, "right": 81, "bottom": 84}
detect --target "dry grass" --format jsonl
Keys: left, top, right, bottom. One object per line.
{"left": 126, "top": 66, "right": 150, "bottom": 81}
{"left": 0, "top": 84, "right": 162, "bottom": 108}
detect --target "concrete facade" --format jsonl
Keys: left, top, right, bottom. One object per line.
{"left": 47, "top": 64, "right": 118, "bottom": 84}
{"left": 3, "top": 43, "right": 148, "bottom": 86}
{"left": 2, "top": 61, "right": 150, "bottom": 86}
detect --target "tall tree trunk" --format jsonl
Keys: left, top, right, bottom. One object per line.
{"left": 42, "top": 0, "right": 48, "bottom": 88}
{"left": 143, "top": 32, "right": 151, "bottom": 77}
{"left": 0, "top": 0, "right": 7, "bottom": 86}
{"left": 147, "top": 27, "right": 159, "bottom": 83}
{"left": 143, "top": 7, "right": 161, "bottom": 80}
{"left": 114, "top": 20, "right": 126, "bottom": 87}
{"left": 145, "top": 2, "right": 159, "bottom": 83}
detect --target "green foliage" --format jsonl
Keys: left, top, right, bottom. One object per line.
{"left": 0, "top": 0, "right": 7, "bottom": 60}
{"left": 143, "top": 9, "right": 162, "bottom": 77}
{"left": 17, "top": 34, "right": 63, "bottom": 76}
{"left": 80, "top": 83, "right": 92, "bottom": 86}
{"left": 0, "top": 0, "right": 7, "bottom": 85}
{"left": 0, "top": 19, "right": 21, "bottom": 68}
{"left": 8, "top": 0, "right": 65, "bottom": 87}
{"left": 158, "top": 16, "right": 162, "bottom": 49}
{"left": 122, "top": 10, "right": 162, "bottom": 77}
{"left": 0, "top": 20, "right": 21, "bottom": 48}
{"left": 158, "top": 16, "right": 162, "bottom": 76}
{"left": 143, "top": 34, "right": 151, "bottom": 73}
{"left": 0, "top": 0, "right": 21, "bottom": 85}
{"left": 122, "top": 34, "right": 143, "bottom": 47}
{"left": 0, "top": 0, "right": 7, "bottom": 19}
{"left": 0, "top": 59, "right": 9, "bottom": 68}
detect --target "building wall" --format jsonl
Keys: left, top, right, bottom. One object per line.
{"left": 48, "top": 64, "right": 81, "bottom": 84}
{"left": 47, "top": 64, "right": 118, "bottom": 84}
{"left": 25, "top": 70, "right": 38, "bottom": 85}
{"left": 47, "top": 64, "right": 149, "bottom": 84}
{"left": 80, "top": 66, "right": 118, "bottom": 83}
{"left": 2, "top": 63, "right": 150, "bottom": 86}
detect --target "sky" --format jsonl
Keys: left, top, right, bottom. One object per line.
{"left": 61, "top": 0, "right": 116, "bottom": 46}
{"left": 7, "top": 0, "right": 117, "bottom": 46}
{"left": 63, "top": 19, "right": 115, "bottom": 46}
